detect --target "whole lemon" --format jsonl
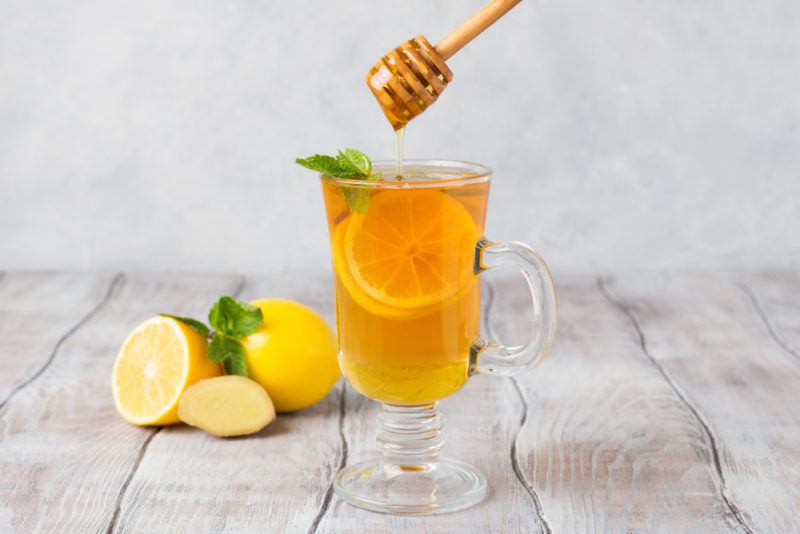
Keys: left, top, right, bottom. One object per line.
{"left": 240, "top": 299, "right": 339, "bottom": 412}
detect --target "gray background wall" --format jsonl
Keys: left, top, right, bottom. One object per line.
{"left": 2, "top": 0, "right": 798, "bottom": 276}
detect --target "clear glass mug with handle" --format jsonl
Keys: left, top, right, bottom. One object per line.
{"left": 320, "top": 160, "right": 557, "bottom": 515}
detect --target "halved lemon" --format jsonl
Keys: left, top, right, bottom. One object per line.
{"left": 334, "top": 189, "right": 478, "bottom": 319}
{"left": 112, "top": 316, "right": 221, "bottom": 425}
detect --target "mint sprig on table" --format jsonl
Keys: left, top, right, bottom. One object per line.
{"left": 161, "top": 296, "right": 263, "bottom": 377}
{"left": 295, "top": 148, "right": 381, "bottom": 214}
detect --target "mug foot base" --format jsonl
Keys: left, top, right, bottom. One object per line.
{"left": 333, "top": 458, "right": 487, "bottom": 515}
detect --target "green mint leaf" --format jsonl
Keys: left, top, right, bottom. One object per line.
{"left": 337, "top": 148, "right": 371, "bottom": 176}
{"left": 295, "top": 155, "right": 359, "bottom": 178}
{"left": 159, "top": 314, "right": 210, "bottom": 338}
{"left": 208, "top": 334, "right": 248, "bottom": 377}
{"left": 342, "top": 188, "right": 369, "bottom": 215}
{"left": 223, "top": 351, "right": 248, "bottom": 377}
{"left": 343, "top": 172, "right": 382, "bottom": 214}
{"left": 296, "top": 148, "right": 375, "bottom": 179}
{"left": 208, "top": 333, "right": 244, "bottom": 362}
{"left": 208, "top": 296, "right": 263, "bottom": 338}
{"left": 296, "top": 148, "right": 380, "bottom": 213}
{"left": 295, "top": 155, "right": 345, "bottom": 175}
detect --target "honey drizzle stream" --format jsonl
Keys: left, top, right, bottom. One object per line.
{"left": 395, "top": 127, "right": 405, "bottom": 179}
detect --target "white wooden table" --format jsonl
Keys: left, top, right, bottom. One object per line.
{"left": 1, "top": 271, "right": 799, "bottom": 533}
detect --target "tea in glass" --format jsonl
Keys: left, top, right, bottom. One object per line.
{"left": 322, "top": 164, "right": 489, "bottom": 405}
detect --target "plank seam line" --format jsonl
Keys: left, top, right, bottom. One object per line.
{"left": 511, "top": 378, "right": 553, "bottom": 534}
{"left": 736, "top": 281, "right": 800, "bottom": 366}
{"left": 307, "top": 383, "right": 348, "bottom": 534}
{"left": 0, "top": 272, "right": 126, "bottom": 414}
{"left": 597, "top": 276, "right": 754, "bottom": 534}
{"left": 484, "top": 281, "right": 552, "bottom": 534}
{"left": 105, "top": 427, "right": 163, "bottom": 534}
{"left": 104, "top": 273, "right": 244, "bottom": 533}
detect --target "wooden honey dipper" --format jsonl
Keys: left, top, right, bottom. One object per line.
{"left": 366, "top": 0, "right": 522, "bottom": 130}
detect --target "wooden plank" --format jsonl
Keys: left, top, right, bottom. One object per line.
{"left": 3, "top": 271, "right": 798, "bottom": 533}
{"left": 0, "top": 272, "right": 115, "bottom": 405}
{"left": 112, "top": 273, "right": 343, "bottom": 533}
{"left": 316, "top": 279, "right": 544, "bottom": 534}
{"left": 601, "top": 274, "right": 800, "bottom": 533}
{"left": 507, "top": 275, "right": 745, "bottom": 532}
{"left": 738, "top": 272, "right": 800, "bottom": 366}
{"left": 0, "top": 273, "right": 239, "bottom": 533}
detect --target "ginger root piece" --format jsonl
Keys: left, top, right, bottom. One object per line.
{"left": 178, "top": 375, "right": 276, "bottom": 437}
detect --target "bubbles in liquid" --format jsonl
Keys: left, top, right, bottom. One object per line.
{"left": 376, "top": 165, "right": 482, "bottom": 183}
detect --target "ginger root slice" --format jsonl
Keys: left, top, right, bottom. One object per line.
{"left": 178, "top": 375, "right": 276, "bottom": 437}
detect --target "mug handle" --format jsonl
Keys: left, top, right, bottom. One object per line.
{"left": 471, "top": 237, "right": 558, "bottom": 376}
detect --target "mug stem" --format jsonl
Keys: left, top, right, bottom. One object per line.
{"left": 376, "top": 403, "right": 444, "bottom": 460}
{"left": 333, "top": 400, "right": 487, "bottom": 514}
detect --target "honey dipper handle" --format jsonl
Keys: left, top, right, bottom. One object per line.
{"left": 434, "top": 0, "right": 522, "bottom": 61}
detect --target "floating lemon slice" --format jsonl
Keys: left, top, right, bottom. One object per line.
{"left": 334, "top": 189, "right": 478, "bottom": 319}
{"left": 112, "top": 316, "right": 220, "bottom": 425}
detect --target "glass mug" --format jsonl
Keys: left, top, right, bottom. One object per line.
{"left": 321, "top": 160, "right": 557, "bottom": 515}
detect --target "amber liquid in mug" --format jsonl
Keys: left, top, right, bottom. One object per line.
{"left": 322, "top": 169, "right": 489, "bottom": 405}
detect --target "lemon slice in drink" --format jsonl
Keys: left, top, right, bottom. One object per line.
{"left": 334, "top": 189, "right": 478, "bottom": 318}
{"left": 112, "top": 317, "right": 221, "bottom": 425}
